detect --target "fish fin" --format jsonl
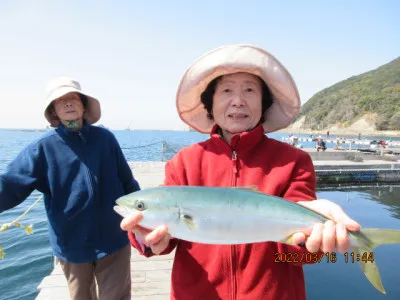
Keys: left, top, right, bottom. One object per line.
{"left": 280, "top": 233, "right": 295, "bottom": 244}
{"left": 232, "top": 186, "right": 259, "bottom": 192}
{"left": 357, "top": 249, "right": 385, "bottom": 294}
{"left": 182, "top": 214, "right": 197, "bottom": 231}
{"left": 353, "top": 228, "right": 400, "bottom": 294}
{"left": 360, "top": 228, "right": 400, "bottom": 246}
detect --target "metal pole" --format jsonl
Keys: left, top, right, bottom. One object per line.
{"left": 161, "top": 141, "right": 165, "bottom": 161}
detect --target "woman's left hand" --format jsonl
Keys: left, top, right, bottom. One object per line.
{"left": 293, "top": 199, "right": 361, "bottom": 253}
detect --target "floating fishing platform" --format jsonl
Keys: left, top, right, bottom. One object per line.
{"left": 281, "top": 136, "right": 400, "bottom": 147}
{"left": 35, "top": 154, "right": 400, "bottom": 299}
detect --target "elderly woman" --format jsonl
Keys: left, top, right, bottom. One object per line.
{"left": 121, "top": 45, "right": 360, "bottom": 299}
{"left": 0, "top": 77, "right": 140, "bottom": 300}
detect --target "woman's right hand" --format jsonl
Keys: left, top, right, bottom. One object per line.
{"left": 120, "top": 212, "right": 171, "bottom": 254}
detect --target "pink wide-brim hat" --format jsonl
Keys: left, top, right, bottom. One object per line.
{"left": 44, "top": 77, "right": 101, "bottom": 127}
{"left": 176, "top": 44, "right": 301, "bottom": 133}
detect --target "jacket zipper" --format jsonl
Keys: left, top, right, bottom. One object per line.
{"left": 231, "top": 150, "right": 238, "bottom": 187}
{"left": 231, "top": 149, "right": 238, "bottom": 300}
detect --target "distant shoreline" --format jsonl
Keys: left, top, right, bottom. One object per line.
{"left": 277, "top": 127, "right": 400, "bottom": 137}
{"left": 1, "top": 127, "right": 400, "bottom": 137}
{"left": 0, "top": 129, "right": 48, "bottom": 132}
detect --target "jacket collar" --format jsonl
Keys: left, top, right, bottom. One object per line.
{"left": 210, "top": 124, "right": 266, "bottom": 153}
{"left": 56, "top": 120, "right": 90, "bottom": 137}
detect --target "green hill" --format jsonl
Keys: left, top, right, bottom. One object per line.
{"left": 297, "top": 56, "right": 400, "bottom": 131}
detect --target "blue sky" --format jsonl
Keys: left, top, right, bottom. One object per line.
{"left": 0, "top": 0, "right": 398, "bottom": 130}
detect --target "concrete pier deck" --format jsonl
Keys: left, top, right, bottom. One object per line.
{"left": 36, "top": 162, "right": 170, "bottom": 300}
{"left": 35, "top": 154, "right": 400, "bottom": 299}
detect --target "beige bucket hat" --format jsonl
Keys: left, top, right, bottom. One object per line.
{"left": 176, "top": 44, "right": 301, "bottom": 133}
{"left": 44, "top": 77, "right": 101, "bottom": 127}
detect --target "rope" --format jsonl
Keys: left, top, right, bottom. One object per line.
{"left": 0, "top": 194, "right": 43, "bottom": 259}
{"left": 121, "top": 141, "right": 164, "bottom": 149}
{"left": 9, "top": 195, "right": 43, "bottom": 225}
{"left": 121, "top": 140, "right": 187, "bottom": 161}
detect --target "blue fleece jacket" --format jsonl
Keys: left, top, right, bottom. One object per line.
{"left": 0, "top": 122, "right": 140, "bottom": 263}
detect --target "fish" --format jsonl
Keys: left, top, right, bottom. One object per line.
{"left": 114, "top": 185, "right": 400, "bottom": 294}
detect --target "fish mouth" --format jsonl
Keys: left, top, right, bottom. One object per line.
{"left": 113, "top": 205, "right": 131, "bottom": 218}
{"left": 115, "top": 198, "right": 124, "bottom": 206}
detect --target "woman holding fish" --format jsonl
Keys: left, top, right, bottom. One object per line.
{"left": 119, "top": 45, "right": 379, "bottom": 299}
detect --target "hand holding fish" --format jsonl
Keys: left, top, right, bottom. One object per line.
{"left": 120, "top": 212, "right": 171, "bottom": 255}
{"left": 293, "top": 199, "right": 361, "bottom": 253}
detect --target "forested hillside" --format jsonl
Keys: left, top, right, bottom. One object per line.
{"left": 297, "top": 57, "right": 400, "bottom": 130}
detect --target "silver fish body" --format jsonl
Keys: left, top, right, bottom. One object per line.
{"left": 114, "top": 185, "right": 400, "bottom": 294}
{"left": 116, "top": 186, "right": 326, "bottom": 244}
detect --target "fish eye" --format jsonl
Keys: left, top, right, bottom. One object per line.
{"left": 135, "top": 200, "right": 146, "bottom": 211}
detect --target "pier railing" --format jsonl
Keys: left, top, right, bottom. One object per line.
{"left": 120, "top": 141, "right": 400, "bottom": 185}
{"left": 121, "top": 139, "right": 400, "bottom": 163}
{"left": 121, "top": 140, "right": 185, "bottom": 162}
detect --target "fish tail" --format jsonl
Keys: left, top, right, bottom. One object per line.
{"left": 353, "top": 228, "right": 400, "bottom": 294}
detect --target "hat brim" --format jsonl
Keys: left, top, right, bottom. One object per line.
{"left": 44, "top": 87, "right": 101, "bottom": 127}
{"left": 176, "top": 44, "right": 300, "bottom": 133}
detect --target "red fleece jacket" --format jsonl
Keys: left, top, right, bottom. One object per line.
{"left": 129, "top": 124, "right": 317, "bottom": 300}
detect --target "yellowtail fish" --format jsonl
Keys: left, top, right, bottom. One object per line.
{"left": 114, "top": 186, "right": 400, "bottom": 294}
